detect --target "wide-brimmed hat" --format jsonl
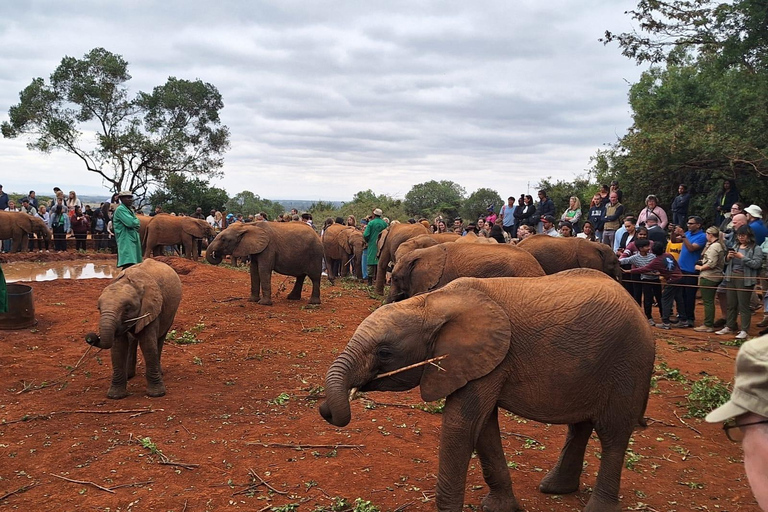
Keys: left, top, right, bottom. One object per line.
{"left": 745, "top": 204, "right": 763, "bottom": 219}
{"left": 706, "top": 336, "right": 768, "bottom": 423}
{"left": 117, "top": 190, "right": 134, "bottom": 198}
{"left": 373, "top": 208, "right": 383, "bottom": 216}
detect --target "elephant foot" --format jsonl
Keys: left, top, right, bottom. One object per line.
{"left": 307, "top": 297, "right": 321, "bottom": 305}
{"left": 248, "top": 295, "right": 261, "bottom": 303}
{"left": 257, "top": 298, "right": 273, "bottom": 306}
{"left": 582, "top": 496, "right": 621, "bottom": 512}
{"left": 146, "top": 384, "right": 166, "bottom": 397}
{"left": 481, "top": 492, "right": 522, "bottom": 512}
{"left": 107, "top": 386, "right": 129, "bottom": 400}
{"left": 539, "top": 471, "right": 580, "bottom": 495}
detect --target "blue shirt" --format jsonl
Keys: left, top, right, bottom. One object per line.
{"left": 749, "top": 220, "right": 768, "bottom": 245}
{"left": 678, "top": 229, "right": 706, "bottom": 272}
{"left": 500, "top": 204, "right": 516, "bottom": 227}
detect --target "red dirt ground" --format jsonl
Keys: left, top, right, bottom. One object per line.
{"left": 0, "top": 253, "right": 760, "bottom": 511}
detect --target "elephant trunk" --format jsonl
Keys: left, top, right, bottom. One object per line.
{"left": 206, "top": 248, "right": 223, "bottom": 265}
{"left": 319, "top": 350, "right": 366, "bottom": 427}
{"left": 87, "top": 311, "right": 119, "bottom": 349}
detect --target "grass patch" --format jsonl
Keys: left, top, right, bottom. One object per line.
{"left": 686, "top": 376, "right": 731, "bottom": 418}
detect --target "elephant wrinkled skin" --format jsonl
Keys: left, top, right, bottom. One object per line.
{"left": 393, "top": 233, "right": 460, "bottom": 262}
{"left": 0, "top": 211, "right": 52, "bottom": 252}
{"left": 85, "top": 259, "right": 182, "bottom": 399}
{"left": 143, "top": 214, "right": 215, "bottom": 260}
{"left": 517, "top": 234, "right": 621, "bottom": 280}
{"left": 206, "top": 222, "right": 324, "bottom": 305}
{"left": 374, "top": 222, "right": 429, "bottom": 294}
{"left": 320, "top": 269, "right": 655, "bottom": 512}
{"left": 387, "top": 242, "right": 544, "bottom": 302}
{"left": 322, "top": 224, "right": 365, "bottom": 282}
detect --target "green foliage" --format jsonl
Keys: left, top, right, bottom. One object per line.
{"left": 460, "top": 188, "right": 503, "bottom": 223}
{"left": 271, "top": 504, "right": 299, "bottom": 512}
{"left": 167, "top": 323, "right": 205, "bottom": 345}
{"left": 686, "top": 376, "right": 732, "bottom": 418}
{"left": 147, "top": 173, "right": 229, "bottom": 214}
{"left": 269, "top": 392, "right": 291, "bottom": 406}
{"left": 414, "top": 399, "right": 445, "bottom": 414}
{"left": 404, "top": 180, "right": 465, "bottom": 220}
{"left": 1, "top": 47, "right": 230, "bottom": 203}
{"left": 536, "top": 175, "right": 596, "bottom": 219}
{"left": 225, "top": 191, "right": 285, "bottom": 220}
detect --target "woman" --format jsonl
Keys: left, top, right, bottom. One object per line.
{"left": 91, "top": 209, "right": 108, "bottom": 251}
{"left": 560, "top": 197, "right": 582, "bottom": 232}
{"left": 637, "top": 194, "right": 669, "bottom": 229}
{"left": 49, "top": 201, "right": 70, "bottom": 252}
{"left": 694, "top": 227, "right": 726, "bottom": 333}
{"left": 346, "top": 215, "right": 357, "bottom": 229}
{"left": 714, "top": 179, "right": 740, "bottom": 226}
{"left": 516, "top": 224, "right": 535, "bottom": 242}
{"left": 435, "top": 220, "right": 448, "bottom": 234}
{"left": 476, "top": 218, "right": 489, "bottom": 238}
{"left": 617, "top": 219, "right": 638, "bottom": 296}
{"left": 617, "top": 219, "right": 637, "bottom": 256}
{"left": 577, "top": 220, "right": 597, "bottom": 241}
{"left": 558, "top": 221, "right": 574, "bottom": 237}
{"left": 66, "top": 190, "right": 82, "bottom": 216}
{"left": 514, "top": 195, "right": 537, "bottom": 228}
{"left": 489, "top": 218, "right": 507, "bottom": 244}
{"left": 717, "top": 225, "right": 762, "bottom": 340}
{"left": 70, "top": 205, "right": 90, "bottom": 251}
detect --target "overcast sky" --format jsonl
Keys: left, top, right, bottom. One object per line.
{"left": 0, "top": 0, "right": 646, "bottom": 202}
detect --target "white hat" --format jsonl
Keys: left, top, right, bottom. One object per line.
{"left": 706, "top": 336, "right": 768, "bottom": 422}
{"left": 373, "top": 208, "right": 383, "bottom": 216}
{"left": 745, "top": 204, "right": 763, "bottom": 219}
{"left": 117, "top": 190, "right": 134, "bottom": 198}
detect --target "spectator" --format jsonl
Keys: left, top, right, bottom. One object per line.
{"left": 610, "top": 180, "right": 623, "bottom": 203}
{"left": 542, "top": 215, "right": 558, "bottom": 237}
{"left": 485, "top": 205, "right": 497, "bottom": 225}
{"left": 48, "top": 201, "right": 70, "bottom": 252}
{"left": 558, "top": 221, "right": 574, "bottom": 238}
{"left": 716, "top": 213, "right": 750, "bottom": 327}
{"left": 476, "top": 218, "right": 489, "bottom": 238}
{"left": 346, "top": 215, "right": 357, "bottom": 229}
{"left": 717, "top": 226, "right": 763, "bottom": 340}
{"left": 91, "top": 208, "right": 108, "bottom": 251}
{"left": 66, "top": 190, "right": 82, "bottom": 215}
{"left": 516, "top": 224, "right": 536, "bottom": 242}
{"left": 601, "top": 192, "right": 624, "bottom": 247}
{"left": 20, "top": 198, "right": 37, "bottom": 217}
{"left": 206, "top": 209, "right": 217, "bottom": 229}
{"left": 27, "top": 190, "right": 38, "bottom": 210}
{"left": 150, "top": 206, "right": 163, "bottom": 217}
{"left": 586, "top": 194, "right": 605, "bottom": 241}
{"left": 598, "top": 184, "right": 610, "bottom": 206}
{"left": 560, "top": 196, "right": 582, "bottom": 232}
{"left": 625, "top": 241, "right": 685, "bottom": 330}
{"left": 113, "top": 190, "right": 142, "bottom": 269}
{"left": 617, "top": 218, "right": 638, "bottom": 256}
{"left": 613, "top": 215, "right": 636, "bottom": 253}
{"left": 694, "top": 226, "right": 727, "bottom": 333}
{"left": 0, "top": 184, "right": 8, "bottom": 210}
{"left": 49, "top": 187, "right": 62, "bottom": 208}
{"left": 619, "top": 239, "right": 659, "bottom": 324}
{"left": 3, "top": 198, "right": 20, "bottom": 250}
{"left": 715, "top": 179, "right": 740, "bottom": 226}
{"left": 673, "top": 215, "right": 707, "bottom": 328}
{"left": 435, "top": 220, "right": 448, "bottom": 233}
{"left": 637, "top": 194, "right": 669, "bottom": 229}
{"left": 489, "top": 218, "right": 507, "bottom": 244}
{"left": 451, "top": 217, "right": 463, "bottom": 233}
{"left": 499, "top": 196, "right": 517, "bottom": 238}
{"left": 705, "top": 336, "right": 768, "bottom": 511}
{"left": 721, "top": 203, "right": 745, "bottom": 232}
{"left": 514, "top": 195, "right": 537, "bottom": 228}
{"left": 745, "top": 205, "right": 768, "bottom": 245}
{"left": 363, "top": 208, "right": 387, "bottom": 286}
{"left": 576, "top": 220, "right": 597, "bottom": 241}
{"left": 70, "top": 205, "right": 90, "bottom": 251}
{"left": 670, "top": 184, "right": 691, "bottom": 226}
{"left": 536, "top": 190, "right": 555, "bottom": 234}
{"left": 644, "top": 213, "right": 668, "bottom": 248}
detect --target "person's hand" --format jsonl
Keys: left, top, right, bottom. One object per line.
{"left": 621, "top": 268, "right": 630, "bottom": 273}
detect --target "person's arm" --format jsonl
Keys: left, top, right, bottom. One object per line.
{"left": 656, "top": 208, "right": 669, "bottom": 229}
{"left": 743, "top": 246, "right": 763, "bottom": 269}
{"left": 681, "top": 230, "right": 703, "bottom": 252}
{"left": 571, "top": 209, "right": 582, "bottom": 224}
{"left": 603, "top": 205, "right": 624, "bottom": 222}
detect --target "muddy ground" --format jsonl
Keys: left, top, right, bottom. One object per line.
{"left": 0, "top": 253, "right": 759, "bottom": 511}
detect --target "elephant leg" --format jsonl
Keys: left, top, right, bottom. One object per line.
{"left": 287, "top": 274, "right": 305, "bottom": 300}
{"left": 539, "top": 421, "right": 593, "bottom": 494}
{"left": 325, "top": 259, "right": 336, "bottom": 285}
{"left": 257, "top": 261, "right": 273, "bottom": 305}
{"left": 308, "top": 273, "right": 321, "bottom": 304}
{"left": 126, "top": 335, "right": 139, "bottom": 380}
{"left": 248, "top": 260, "right": 262, "bottom": 303}
{"left": 20, "top": 234, "right": 30, "bottom": 253}
{"left": 138, "top": 326, "right": 166, "bottom": 397}
{"left": 477, "top": 407, "right": 522, "bottom": 512}
{"left": 107, "top": 334, "right": 131, "bottom": 399}
{"left": 583, "top": 422, "right": 633, "bottom": 512}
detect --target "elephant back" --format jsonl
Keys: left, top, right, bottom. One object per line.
{"left": 322, "top": 223, "right": 347, "bottom": 260}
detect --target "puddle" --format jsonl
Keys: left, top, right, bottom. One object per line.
{"left": 3, "top": 261, "right": 119, "bottom": 283}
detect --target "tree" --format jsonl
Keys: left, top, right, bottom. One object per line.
{"left": 536, "top": 176, "right": 596, "bottom": 219}
{"left": 404, "top": 180, "right": 465, "bottom": 220}
{"left": 460, "top": 188, "right": 503, "bottom": 223}
{"left": 225, "top": 191, "right": 285, "bottom": 221}
{"left": 1, "top": 47, "right": 230, "bottom": 201}
{"left": 147, "top": 173, "right": 229, "bottom": 215}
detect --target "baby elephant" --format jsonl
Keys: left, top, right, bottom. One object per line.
{"left": 85, "top": 259, "right": 182, "bottom": 399}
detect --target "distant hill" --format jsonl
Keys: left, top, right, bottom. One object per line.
{"left": 274, "top": 199, "right": 345, "bottom": 212}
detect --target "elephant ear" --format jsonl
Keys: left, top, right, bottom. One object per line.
{"left": 419, "top": 284, "right": 511, "bottom": 402}
{"left": 418, "top": 245, "right": 448, "bottom": 293}
{"left": 183, "top": 219, "right": 208, "bottom": 239}
{"left": 126, "top": 272, "right": 163, "bottom": 333}
{"left": 233, "top": 226, "right": 270, "bottom": 258}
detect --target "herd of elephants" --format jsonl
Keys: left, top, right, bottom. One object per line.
{"left": 68, "top": 218, "right": 642, "bottom": 512}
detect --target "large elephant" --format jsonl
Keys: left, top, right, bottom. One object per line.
{"left": 0, "top": 211, "right": 52, "bottom": 252}
{"left": 517, "top": 234, "right": 621, "bottom": 279}
{"left": 206, "top": 222, "right": 323, "bottom": 305}
{"left": 143, "top": 214, "right": 215, "bottom": 260}
{"left": 138, "top": 215, "right": 153, "bottom": 254}
{"left": 85, "top": 259, "right": 182, "bottom": 399}
{"left": 374, "top": 222, "right": 429, "bottom": 294}
{"left": 320, "top": 270, "right": 655, "bottom": 512}
{"left": 387, "top": 243, "right": 545, "bottom": 302}
{"left": 322, "top": 224, "right": 365, "bottom": 282}
{"left": 394, "top": 233, "right": 460, "bottom": 262}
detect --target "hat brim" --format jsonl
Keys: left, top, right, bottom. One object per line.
{"left": 704, "top": 400, "right": 748, "bottom": 423}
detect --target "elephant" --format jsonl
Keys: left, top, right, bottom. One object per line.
{"left": 386, "top": 243, "right": 545, "bottom": 302}
{"left": 143, "top": 214, "right": 215, "bottom": 260}
{"left": 455, "top": 232, "right": 498, "bottom": 244}
{"left": 320, "top": 270, "right": 655, "bottom": 512}
{"left": 322, "top": 224, "right": 365, "bottom": 282}
{"left": 206, "top": 221, "right": 324, "bottom": 305}
{"left": 84, "top": 259, "right": 182, "bottom": 399}
{"left": 374, "top": 222, "right": 430, "bottom": 294}
{"left": 138, "top": 215, "right": 153, "bottom": 254}
{"left": 394, "top": 233, "right": 460, "bottom": 262}
{"left": 0, "top": 211, "right": 52, "bottom": 252}
{"left": 517, "top": 234, "right": 621, "bottom": 280}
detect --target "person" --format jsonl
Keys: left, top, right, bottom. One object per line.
{"left": 541, "top": 215, "right": 558, "bottom": 237}
{"left": 693, "top": 226, "right": 727, "bottom": 332}
{"left": 450, "top": 217, "right": 462, "bottom": 233}
{"left": 586, "top": 194, "right": 605, "bottom": 241}
{"left": 363, "top": 208, "right": 387, "bottom": 286}
{"left": 70, "top": 205, "right": 90, "bottom": 251}
{"left": 670, "top": 184, "right": 691, "bottom": 226}
{"left": 745, "top": 205, "right": 768, "bottom": 245}
{"left": 717, "top": 226, "right": 763, "bottom": 340}
{"left": 609, "top": 180, "right": 623, "bottom": 203}
{"left": 715, "top": 213, "right": 750, "bottom": 327}
{"left": 558, "top": 221, "right": 574, "bottom": 238}
{"left": 576, "top": 220, "right": 597, "bottom": 241}
{"left": 48, "top": 201, "right": 70, "bottom": 252}
{"left": 26, "top": 190, "right": 38, "bottom": 210}
{"left": 617, "top": 218, "right": 637, "bottom": 255}
{"left": 637, "top": 194, "right": 669, "bottom": 229}
{"left": 715, "top": 179, "right": 740, "bottom": 226}
{"left": 20, "top": 198, "right": 37, "bottom": 217}
{"left": 36, "top": 205, "right": 50, "bottom": 251}
{"left": 644, "top": 213, "right": 668, "bottom": 248}
{"left": 0, "top": 261, "right": 6, "bottom": 314}
{"left": 66, "top": 190, "right": 82, "bottom": 216}
{"left": 673, "top": 216, "right": 707, "bottom": 328}
{"left": 619, "top": 239, "right": 659, "bottom": 324}
{"left": 625, "top": 241, "right": 685, "bottom": 330}
{"left": 490, "top": 218, "right": 508, "bottom": 243}
{"left": 613, "top": 215, "right": 637, "bottom": 253}
{"left": 91, "top": 208, "right": 108, "bottom": 251}
{"left": 485, "top": 205, "right": 497, "bottom": 225}
{"left": 346, "top": 215, "right": 357, "bottom": 229}
{"left": 514, "top": 195, "right": 537, "bottom": 229}
{"left": 705, "top": 335, "right": 768, "bottom": 511}
{"left": 0, "top": 184, "right": 8, "bottom": 211}
{"left": 435, "top": 220, "right": 448, "bottom": 233}
{"left": 601, "top": 192, "right": 624, "bottom": 247}
{"left": 721, "top": 203, "right": 745, "bottom": 232}
{"left": 598, "top": 184, "right": 610, "bottom": 206}
{"left": 560, "top": 196, "right": 582, "bottom": 232}
{"left": 536, "top": 190, "right": 555, "bottom": 234}
{"left": 475, "top": 218, "right": 489, "bottom": 238}
{"left": 206, "top": 209, "right": 217, "bottom": 229}
{"left": 499, "top": 196, "right": 517, "bottom": 238}
{"left": 515, "top": 224, "right": 535, "bottom": 242}
{"left": 113, "top": 190, "right": 142, "bottom": 269}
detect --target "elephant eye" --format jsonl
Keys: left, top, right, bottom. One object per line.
{"left": 377, "top": 346, "right": 393, "bottom": 361}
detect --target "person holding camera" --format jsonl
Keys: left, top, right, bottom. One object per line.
{"left": 717, "top": 226, "right": 763, "bottom": 340}
{"left": 694, "top": 227, "right": 727, "bottom": 332}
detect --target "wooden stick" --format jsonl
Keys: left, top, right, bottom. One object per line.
{"left": 246, "top": 442, "right": 364, "bottom": 449}
{"left": 49, "top": 473, "right": 115, "bottom": 494}
{"left": 0, "top": 483, "right": 37, "bottom": 501}
{"left": 248, "top": 468, "right": 288, "bottom": 495}
{"left": 159, "top": 460, "right": 199, "bottom": 470}
{"left": 645, "top": 417, "right": 678, "bottom": 428}
{"left": 673, "top": 410, "right": 702, "bottom": 435}
{"left": 1, "top": 408, "right": 160, "bottom": 426}
{"left": 374, "top": 355, "right": 449, "bottom": 380}
{"left": 107, "top": 479, "right": 153, "bottom": 490}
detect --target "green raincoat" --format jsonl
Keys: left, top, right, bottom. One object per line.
{"left": 113, "top": 203, "right": 143, "bottom": 268}
{"left": 363, "top": 217, "right": 387, "bottom": 266}
{"left": 0, "top": 264, "right": 7, "bottom": 313}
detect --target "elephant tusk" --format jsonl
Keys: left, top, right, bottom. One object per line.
{"left": 348, "top": 387, "right": 359, "bottom": 402}
{"left": 373, "top": 354, "right": 450, "bottom": 380}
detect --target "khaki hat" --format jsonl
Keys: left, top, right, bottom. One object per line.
{"left": 745, "top": 204, "right": 763, "bottom": 219}
{"left": 706, "top": 336, "right": 768, "bottom": 422}
{"left": 117, "top": 190, "right": 134, "bottom": 198}
{"left": 373, "top": 208, "right": 383, "bottom": 216}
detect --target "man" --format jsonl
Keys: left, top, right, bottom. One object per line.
{"left": 150, "top": 206, "right": 163, "bottom": 217}
{"left": 0, "top": 185, "right": 8, "bottom": 211}
{"left": 670, "top": 184, "right": 690, "bottom": 226}
{"left": 363, "top": 208, "right": 387, "bottom": 286}
{"left": 451, "top": 217, "right": 463, "bottom": 233}
{"left": 644, "top": 213, "right": 668, "bottom": 248}
{"left": 536, "top": 190, "right": 555, "bottom": 234}
{"left": 499, "top": 196, "right": 517, "bottom": 238}
{"left": 542, "top": 215, "right": 558, "bottom": 237}
{"left": 673, "top": 215, "right": 706, "bottom": 328}
{"left": 20, "top": 198, "right": 37, "bottom": 217}
{"left": 26, "top": 190, "right": 38, "bottom": 210}
{"left": 745, "top": 205, "right": 767, "bottom": 245}
{"left": 50, "top": 187, "right": 62, "bottom": 208}
{"left": 113, "top": 190, "right": 142, "bottom": 269}
{"left": 601, "top": 192, "right": 624, "bottom": 247}
{"left": 206, "top": 209, "right": 217, "bottom": 229}
{"left": 706, "top": 336, "right": 768, "bottom": 510}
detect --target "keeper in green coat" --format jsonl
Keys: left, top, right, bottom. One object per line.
{"left": 363, "top": 208, "right": 387, "bottom": 286}
{"left": 113, "top": 190, "right": 143, "bottom": 269}
{"left": 0, "top": 263, "right": 7, "bottom": 313}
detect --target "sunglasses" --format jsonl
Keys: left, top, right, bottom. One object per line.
{"left": 723, "top": 418, "right": 768, "bottom": 442}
